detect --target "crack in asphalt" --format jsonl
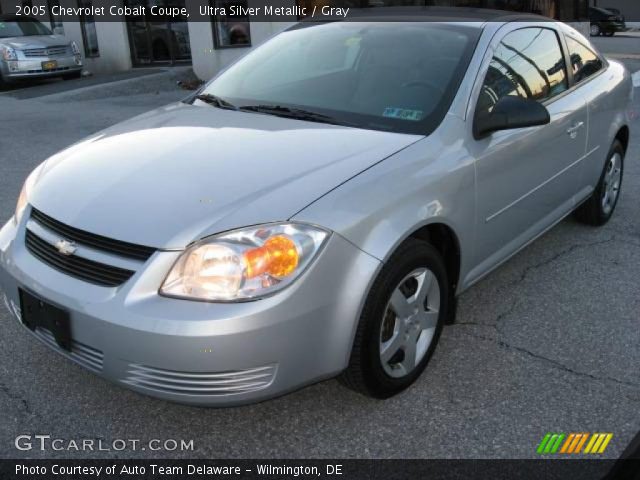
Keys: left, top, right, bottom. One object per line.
{"left": 513, "top": 236, "right": 616, "bottom": 285}
{"left": 0, "top": 381, "right": 33, "bottom": 416}
{"left": 452, "top": 235, "right": 640, "bottom": 390}
{"left": 458, "top": 331, "right": 640, "bottom": 390}
{"left": 456, "top": 235, "right": 633, "bottom": 332}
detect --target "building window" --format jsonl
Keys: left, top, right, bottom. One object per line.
{"left": 47, "top": 0, "right": 64, "bottom": 33}
{"left": 78, "top": 0, "right": 99, "bottom": 57}
{"left": 211, "top": 0, "right": 251, "bottom": 49}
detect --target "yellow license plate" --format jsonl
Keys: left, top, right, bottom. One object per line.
{"left": 41, "top": 60, "right": 58, "bottom": 71}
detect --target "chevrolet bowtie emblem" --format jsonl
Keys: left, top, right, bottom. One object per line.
{"left": 55, "top": 239, "right": 77, "bottom": 256}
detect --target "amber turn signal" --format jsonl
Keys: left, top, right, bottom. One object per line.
{"left": 244, "top": 235, "right": 299, "bottom": 279}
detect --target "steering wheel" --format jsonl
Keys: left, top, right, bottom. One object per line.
{"left": 401, "top": 80, "right": 445, "bottom": 95}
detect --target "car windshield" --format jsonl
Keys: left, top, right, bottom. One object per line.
{"left": 0, "top": 19, "right": 52, "bottom": 38}
{"left": 200, "top": 22, "right": 480, "bottom": 134}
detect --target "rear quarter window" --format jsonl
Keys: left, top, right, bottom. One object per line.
{"left": 565, "top": 36, "right": 604, "bottom": 84}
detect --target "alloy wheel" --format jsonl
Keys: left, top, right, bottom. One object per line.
{"left": 379, "top": 268, "right": 440, "bottom": 378}
{"left": 601, "top": 152, "right": 622, "bottom": 215}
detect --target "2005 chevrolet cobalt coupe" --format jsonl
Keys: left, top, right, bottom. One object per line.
{"left": 0, "top": 9, "right": 632, "bottom": 406}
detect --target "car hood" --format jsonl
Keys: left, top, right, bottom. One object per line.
{"left": 0, "top": 34, "right": 69, "bottom": 49}
{"left": 30, "top": 103, "right": 421, "bottom": 249}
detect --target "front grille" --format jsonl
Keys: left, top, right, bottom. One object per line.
{"left": 124, "top": 364, "right": 278, "bottom": 396}
{"left": 31, "top": 208, "right": 156, "bottom": 261}
{"left": 23, "top": 46, "right": 70, "bottom": 57}
{"left": 25, "top": 230, "right": 135, "bottom": 287}
{"left": 34, "top": 327, "right": 104, "bottom": 373}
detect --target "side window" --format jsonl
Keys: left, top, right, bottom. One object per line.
{"left": 477, "top": 28, "right": 568, "bottom": 116}
{"left": 565, "top": 36, "right": 603, "bottom": 84}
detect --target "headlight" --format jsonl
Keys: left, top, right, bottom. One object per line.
{"left": 160, "top": 223, "right": 329, "bottom": 302}
{"left": 15, "top": 164, "right": 44, "bottom": 226}
{"left": 70, "top": 41, "right": 80, "bottom": 55}
{"left": 1, "top": 46, "right": 18, "bottom": 61}
{"left": 15, "top": 182, "right": 28, "bottom": 226}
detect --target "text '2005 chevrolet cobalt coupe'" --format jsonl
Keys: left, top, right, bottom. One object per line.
{"left": 0, "top": 9, "right": 632, "bottom": 406}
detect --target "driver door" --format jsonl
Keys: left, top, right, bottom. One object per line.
{"left": 469, "top": 25, "right": 588, "bottom": 278}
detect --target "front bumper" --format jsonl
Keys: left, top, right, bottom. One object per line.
{"left": 0, "top": 214, "right": 379, "bottom": 406}
{"left": 598, "top": 22, "right": 627, "bottom": 33}
{"left": 0, "top": 55, "right": 82, "bottom": 81}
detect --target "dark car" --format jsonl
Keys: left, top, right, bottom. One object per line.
{"left": 605, "top": 7, "right": 625, "bottom": 21}
{"left": 589, "top": 7, "right": 627, "bottom": 37}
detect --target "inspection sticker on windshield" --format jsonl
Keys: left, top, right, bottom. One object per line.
{"left": 344, "top": 36, "right": 361, "bottom": 47}
{"left": 383, "top": 108, "right": 423, "bottom": 121}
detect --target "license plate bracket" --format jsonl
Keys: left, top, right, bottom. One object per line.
{"left": 19, "top": 289, "right": 71, "bottom": 351}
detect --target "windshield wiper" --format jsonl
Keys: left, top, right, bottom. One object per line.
{"left": 239, "top": 104, "right": 352, "bottom": 127}
{"left": 194, "top": 93, "right": 238, "bottom": 110}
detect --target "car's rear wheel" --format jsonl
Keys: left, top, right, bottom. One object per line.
{"left": 590, "top": 24, "right": 601, "bottom": 36}
{"left": 340, "top": 238, "right": 448, "bottom": 398}
{"left": 575, "top": 139, "right": 624, "bottom": 226}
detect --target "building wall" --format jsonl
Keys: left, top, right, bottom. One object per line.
{"left": 189, "top": 21, "right": 292, "bottom": 81}
{"left": 186, "top": 0, "right": 296, "bottom": 81}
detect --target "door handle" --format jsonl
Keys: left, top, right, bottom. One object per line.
{"left": 567, "top": 122, "right": 584, "bottom": 139}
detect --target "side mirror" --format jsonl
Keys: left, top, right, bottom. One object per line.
{"left": 474, "top": 96, "right": 551, "bottom": 140}
{"left": 53, "top": 27, "right": 65, "bottom": 36}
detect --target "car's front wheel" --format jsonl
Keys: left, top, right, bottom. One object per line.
{"left": 590, "top": 24, "right": 601, "bottom": 36}
{"left": 576, "top": 139, "right": 624, "bottom": 226}
{"left": 340, "top": 238, "right": 449, "bottom": 398}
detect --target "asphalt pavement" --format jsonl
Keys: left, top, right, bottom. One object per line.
{"left": 0, "top": 47, "right": 638, "bottom": 460}
{"left": 592, "top": 32, "right": 640, "bottom": 59}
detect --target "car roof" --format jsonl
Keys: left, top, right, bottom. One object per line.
{"left": 301, "top": 6, "right": 551, "bottom": 26}
{"left": 590, "top": 7, "right": 613, "bottom": 14}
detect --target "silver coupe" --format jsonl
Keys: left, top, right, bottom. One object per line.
{"left": 0, "top": 8, "right": 632, "bottom": 405}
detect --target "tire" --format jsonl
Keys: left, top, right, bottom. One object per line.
{"left": 62, "top": 71, "right": 82, "bottom": 81}
{"left": 575, "top": 140, "right": 624, "bottom": 226}
{"left": 590, "top": 24, "right": 601, "bottom": 36}
{"left": 340, "top": 238, "right": 449, "bottom": 398}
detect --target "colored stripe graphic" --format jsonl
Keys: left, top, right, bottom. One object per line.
{"left": 584, "top": 433, "right": 614, "bottom": 454}
{"left": 537, "top": 433, "right": 552, "bottom": 454}
{"left": 538, "top": 433, "right": 566, "bottom": 454}
{"left": 573, "top": 433, "right": 589, "bottom": 453}
{"left": 597, "top": 434, "right": 613, "bottom": 454}
{"left": 560, "top": 434, "right": 575, "bottom": 453}
{"left": 584, "top": 434, "right": 599, "bottom": 454}
{"left": 550, "top": 434, "right": 565, "bottom": 453}
{"left": 538, "top": 433, "right": 613, "bottom": 454}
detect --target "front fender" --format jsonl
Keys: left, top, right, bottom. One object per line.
{"left": 293, "top": 115, "right": 476, "bottom": 295}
